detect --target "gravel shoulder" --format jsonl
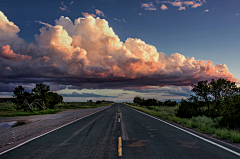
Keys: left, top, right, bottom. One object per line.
{"left": 0, "top": 105, "right": 112, "bottom": 153}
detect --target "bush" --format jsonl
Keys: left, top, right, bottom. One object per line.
{"left": 176, "top": 99, "right": 203, "bottom": 118}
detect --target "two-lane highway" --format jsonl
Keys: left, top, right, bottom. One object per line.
{"left": 1, "top": 103, "right": 240, "bottom": 158}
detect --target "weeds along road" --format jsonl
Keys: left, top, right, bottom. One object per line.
{"left": 1, "top": 103, "right": 240, "bottom": 159}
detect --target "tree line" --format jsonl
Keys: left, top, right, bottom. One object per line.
{"left": 13, "top": 83, "right": 63, "bottom": 111}
{"left": 133, "top": 96, "right": 177, "bottom": 107}
{"left": 176, "top": 78, "right": 240, "bottom": 129}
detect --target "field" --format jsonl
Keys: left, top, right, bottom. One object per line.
{"left": 0, "top": 102, "right": 112, "bottom": 117}
{"left": 124, "top": 103, "right": 240, "bottom": 143}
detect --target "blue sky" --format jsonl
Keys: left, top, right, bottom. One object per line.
{"left": 0, "top": 0, "right": 239, "bottom": 102}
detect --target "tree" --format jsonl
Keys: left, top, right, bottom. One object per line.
{"left": 46, "top": 92, "right": 63, "bottom": 109}
{"left": 12, "top": 84, "right": 63, "bottom": 111}
{"left": 142, "top": 98, "right": 158, "bottom": 107}
{"left": 133, "top": 96, "right": 143, "bottom": 105}
{"left": 164, "top": 100, "right": 177, "bottom": 107}
{"left": 191, "top": 80, "right": 211, "bottom": 113}
{"left": 208, "top": 78, "right": 239, "bottom": 117}
{"left": 12, "top": 86, "right": 33, "bottom": 111}
{"left": 87, "top": 100, "right": 93, "bottom": 103}
{"left": 32, "top": 83, "right": 50, "bottom": 109}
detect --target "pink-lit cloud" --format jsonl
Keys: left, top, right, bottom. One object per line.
{"left": 156, "top": 0, "right": 205, "bottom": 10}
{"left": 0, "top": 10, "right": 237, "bottom": 92}
{"left": 59, "top": 1, "right": 68, "bottom": 11}
{"left": 141, "top": 2, "right": 157, "bottom": 10}
{"left": 183, "top": 1, "right": 194, "bottom": 6}
{"left": 82, "top": 12, "right": 96, "bottom": 17}
{"left": 95, "top": 9, "right": 105, "bottom": 17}
{"left": 178, "top": 6, "right": 186, "bottom": 10}
{"left": 192, "top": 3, "right": 202, "bottom": 8}
{"left": 172, "top": 1, "right": 182, "bottom": 7}
{"left": 160, "top": 4, "right": 168, "bottom": 10}
{"left": 0, "top": 45, "right": 32, "bottom": 61}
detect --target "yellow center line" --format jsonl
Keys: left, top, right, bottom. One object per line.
{"left": 118, "top": 118, "right": 120, "bottom": 122}
{"left": 118, "top": 137, "right": 122, "bottom": 156}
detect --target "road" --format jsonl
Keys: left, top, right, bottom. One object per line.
{"left": 0, "top": 103, "right": 240, "bottom": 158}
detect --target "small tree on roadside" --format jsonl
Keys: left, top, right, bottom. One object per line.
{"left": 133, "top": 95, "right": 143, "bottom": 106}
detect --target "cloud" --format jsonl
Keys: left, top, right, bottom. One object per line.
{"left": 114, "top": 18, "right": 126, "bottom": 22}
{"left": 192, "top": 3, "right": 202, "bottom": 8}
{"left": 159, "top": 0, "right": 205, "bottom": 10}
{"left": 0, "top": 10, "right": 237, "bottom": 93}
{"left": 172, "top": 1, "right": 182, "bottom": 7}
{"left": 141, "top": 2, "right": 157, "bottom": 10}
{"left": 60, "top": 1, "right": 68, "bottom": 11}
{"left": 160, "top": 4, "right": 168, "bottom": 10}
{"left": 178, "top": 6, "right": 186, "bottom": 10}
{"left": 202, "top": 9, "right": 209, "bottom": 13}
{"left": 60, "top": 92, "right": 118, "bottom": 98}
{"left": 70, "top": 1, "right": 74, "bottom": 5}
{"left": 0, "top": 45, "right": 32, "bottom": 61}
{"left": 82, "top": 12, "right": 96, "bottom": 17}
{"left": 95, "top": 9, "right": 105, "bottom": 17}
{"left": 183, "top": 1, "right": 194, "bottom": 6}
{"left": 236, "top": 13, "right": 239, "bottom": 16}
{"left": 35, "top": 20, "right": 52, "bottom": 27}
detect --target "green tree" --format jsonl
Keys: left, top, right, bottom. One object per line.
{"left": 208, "top": 78, "right": 239, "bottom": 117}
{"left": 191, "top": 80, "right": 211, "bottom": 113}
{"left": 46, "top": 92, "right": 63, "bottom": 109}
{"left": 32, "top": 83, "right": 50, "bottom": 109}
{"left": 12, "top": 86, "right": 33, "bottom": 111}
{"left": 133, "top": 96, "right": 143, "bottom": 106}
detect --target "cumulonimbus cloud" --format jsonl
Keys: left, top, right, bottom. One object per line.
{"left": 0, "top": 10, "right": 237, "bottom": 92}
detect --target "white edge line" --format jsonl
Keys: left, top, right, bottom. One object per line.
{"left": 124, "top": 104, "right": 240, "bottom": 157}
{"left": 0, "top": 105, "right": 111, "bottom": 156}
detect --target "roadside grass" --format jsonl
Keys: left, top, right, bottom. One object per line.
{"left": 0, "top": 102, "right": 16, "bottom": 111}
{"left": 123, "top": 103, "right": 240, "bottom": 143}
{"left": 0, "top": 109, "right": 61, "bottom": 117}
{"left": 0, "top": 102, "right": 113, "bottom": 117}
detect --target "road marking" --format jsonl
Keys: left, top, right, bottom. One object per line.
{"left": 118, "top": 118, "right": 120, "bottom": 122}
{"left": 125, "top": 105, "right": 240, "bottom": 157}
{"left": 118, "top": 137, "right": 122, "bottom": 156}
{"left": 0, "top": 105, "right": 111, "bottom": 156}
{"left": 120, "top": 109, "right": 129, "bottom": 140}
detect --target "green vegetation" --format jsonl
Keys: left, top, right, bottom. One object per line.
{"left": 125, "top": 103, "right": 240, "bottom": 143}
{"left": 177, "top": 78, "right": 240, "bottom": 129}
{"left": 0, "top": 101, "right": 112, "bottom": 117}
{"left": 12, "top": 84, "right": 63, "bottom": 111}
{"left": 125, "top": 78, "right": 240, "bottom": 143}
{"left": 0, "top": 84, "right": 113, "bottom": 117}
{"left": 0, "top": 109, "right": 61, "bottom": 117}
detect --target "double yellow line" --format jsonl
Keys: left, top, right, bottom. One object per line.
{"left": 118, "top": 104, "right": 122, "bottom": 156}
{"left": 118, "top": 137, "right": 122, "bottom": 156}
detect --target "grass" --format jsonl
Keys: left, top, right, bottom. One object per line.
{"left": 0, "top": 102, "right": 16, "bottom": 111}
{"left": 0, "top": 102, "right": 113, "bottom": 117}
{"left": 0, "top": 109, "right": 61, "bottom": 117}
{"left": 123, "top": 103, "right": 240, "bottom": 143}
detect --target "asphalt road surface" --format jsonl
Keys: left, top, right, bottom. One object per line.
{"left": 1, "top": 103, "right": 240, "bottom": 159}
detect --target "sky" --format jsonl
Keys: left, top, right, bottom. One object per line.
{"left": 0, "top": 0, "right": 240, "bottom": 102}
